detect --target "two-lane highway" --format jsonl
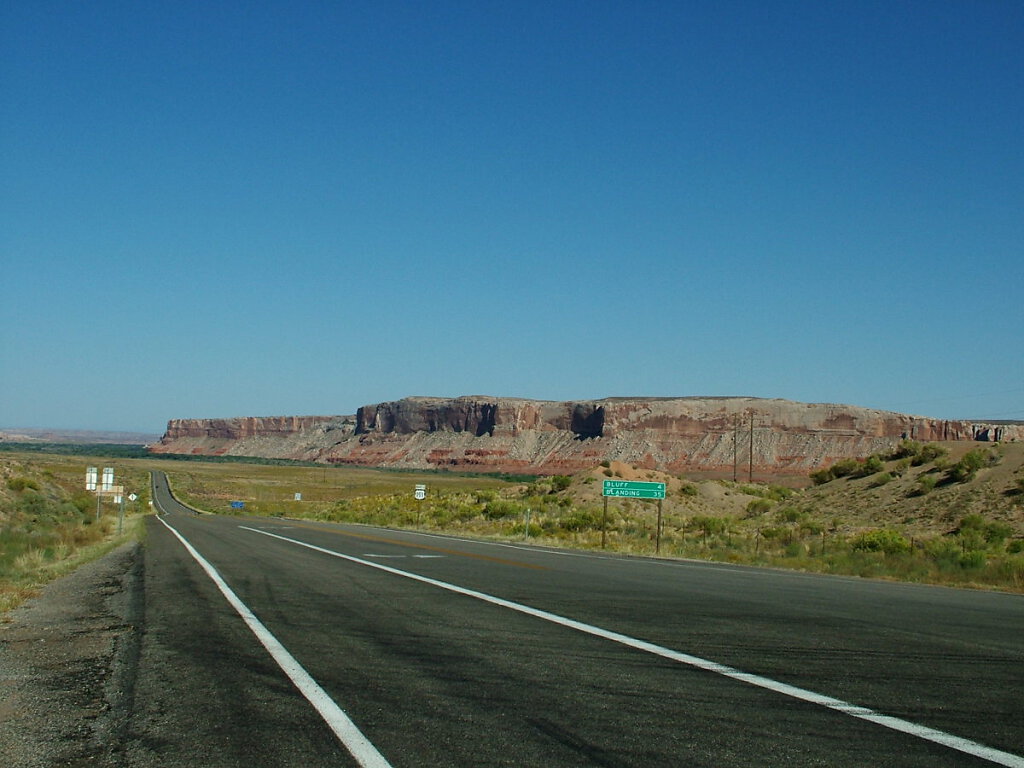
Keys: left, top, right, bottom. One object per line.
{"left": 134, "top": 472, "right": 1024, "bottom": 766}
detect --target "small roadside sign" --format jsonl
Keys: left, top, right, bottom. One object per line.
{"left": 602, "top": 480, "right": 666, "bottom": 499}
{"left": 414, "top": 484, "right": 427, "bottom": 500}
{"left": 128, "top": 493, "right": 138, "bottom": 502}
{"left": 230, "top": 501, "right": 245, "bottom": 509}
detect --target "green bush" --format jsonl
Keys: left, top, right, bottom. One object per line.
{"left": 809, "top": 468, "right": 833, "bottom": 485}
{"left": 6, "top": 476, "right": 40, "bottom": 492}
{"left": 550, "top": 475, "right": 572, "bottom": 492}
{"left": 775, "top": 506, "right": 804, "bottom": 523}
{"left": 829, "top": 458, "right": 861, "bottom": 478}
{"left": 870, "top": 472, "right": 893, "bottom": 487}
{"left": 948, "top": 448, "right": 999, "bottom": 483}
{"left": 691, "top": 515, "right": 727, "bottom": 542}
{"left": 912, "top": 444, "right": 948, "bottom": 466}
{"left": 561, "top": 507, "right": 601, "bottom": 532}
{"left": 924, "top": 536, "right": 960, "bottom": 564}
{"left": 959, "top": 550, "right": 986, "bottom": 569}
{"left": 917, "top": 475, "right": 937, "bottom": 494}
{"left": 856, "top": 455, "right": 885, "bottom": 478}
{"left": 891, "top": 459, "right": 911, "bottom": 477}
{"left": 745, "top": 498, "right": 773, "bottom": 517}
{"left": 851, "top": 529, "right": 911, "bottom": 554}
{"left": 482, "top": 500, "right": 522, "bottom": 520}
{"left": 958, "top": 514, "right": 1013, "bottom": 547}
{"left": 889, "top": 439, "right": 922, "bottom": 460}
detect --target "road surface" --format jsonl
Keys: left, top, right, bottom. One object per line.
{"left": 139, "top": 471, "right": 1024, "bottom": 767}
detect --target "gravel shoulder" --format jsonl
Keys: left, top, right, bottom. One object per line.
{"left": 0, "top": 542, "right": 143, "bottom": 767}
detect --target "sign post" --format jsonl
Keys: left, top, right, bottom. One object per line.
{"left": 602, "top": 480, "right": 667, "bottom": 551}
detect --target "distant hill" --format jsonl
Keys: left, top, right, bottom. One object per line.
{"left": 0, "top": 428, "right": 160, "bottom": 446}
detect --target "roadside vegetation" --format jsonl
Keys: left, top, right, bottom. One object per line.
{"left": 0, "top": 452, "right": 149, "bottom": 615}
{"left": 3, "top": 438, "right": 1023, "bottom": 607}
{"left": 164, "top": 440, "right": 1024, "bottom": 593}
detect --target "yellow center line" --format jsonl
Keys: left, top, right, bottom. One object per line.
{"left": 269, "top": 520, "right": 548, "bottom": 571}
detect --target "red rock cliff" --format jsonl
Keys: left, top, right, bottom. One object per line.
{"left": 151, "top": 397, "right": 1022, "bottom": 475}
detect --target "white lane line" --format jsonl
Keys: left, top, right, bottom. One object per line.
{"left": 156, "top": 516, "right": 392, "bottom": 768}
{"left": 241, "top": 525, "right": 1024, "bottom": 768}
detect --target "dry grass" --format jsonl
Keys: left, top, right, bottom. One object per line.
{"left": 0, "top": 451, "right": 150, "bottom": 616}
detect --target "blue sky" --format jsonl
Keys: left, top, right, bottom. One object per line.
{"left": 2, "top": 1, "right": 1022, "bottom": 433}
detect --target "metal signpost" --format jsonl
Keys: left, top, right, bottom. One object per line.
{"left": 123, "top": 493, "right": 137, "bottom": 534}
{"left": 601, "top": 480, "right": 667, "bottom": 552}
{"left": 88, "top": 467, "right": 118, "bottom": 521}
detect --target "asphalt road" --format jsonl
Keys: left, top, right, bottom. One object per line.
{"left": 140, "top": 472, "right": 1024, "bottom": 767}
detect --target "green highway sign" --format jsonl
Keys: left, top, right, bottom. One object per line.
{"left": 602, "top": 480, "right": 666, "bottom": 499}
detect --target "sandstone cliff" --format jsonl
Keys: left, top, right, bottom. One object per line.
{"left": 150, "top": 396, "right": 1023, "bottom": 477}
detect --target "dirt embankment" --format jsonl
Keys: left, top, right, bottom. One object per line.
{"left": 0, "top": 543, "right": 142, "bottom": 767}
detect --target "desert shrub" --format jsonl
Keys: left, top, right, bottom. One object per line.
{"left": 745, "top": 498, "right": 773, "bottom": 517}
{"left": 799, "top": 519, "right": 823, "bottom": 536}
{"left": 691, "top": 515, "right": 727, "bottom": 542}
{"left": 550, "top": 475, "right": 572, "bottom": 492}
{"left": 599, "top": 460, "right": 611, "bottom": 468}
{"left": 924, "top": 536, "right": 961, "bottom": 564}
{"left": 870, "top": 472, "right": 893, "bottom": 487}
{"left": 7, "top": 476, "right": 40, "bottom": 492}
{"left": 1008, "top": 539, "right": 1024, "bottom": 554}
{"left": 561, "top": 507, "right": 601, "bottom": 532}
{"left": 891, "top": 459, "right": 911, "bottom": 477}
{"left": 855, "top": 455, "right": 885, "bottom": 478}
{"left": 958, "top": 514, "right": 1013, "bottom": 547}
{"left": 510, "top": 522, "right": 543, "bottom": 538}
{"left": 912, "top": 444, "right": 947, "bottom": 466}
{"left": 948, "top": 448, "right": 999, "bottom": 483}
{"left": 678, "top": 482, "right": 698, "bottom": 497}
{"left": 810, "top": 468, "right": 833, "bottom": 485}
{"left": 889, "top": 439, "right": 922, "bottom": 460}
{"left": 603, "top": 468, "right": 614, "bottom": 477}
{"left": 17, "top": 491, "right": 50, "bottom": 518}
{"left": 959, "top": 550, "right": 986, "bottom": 569}
{"left": 482, "top": 500, "right": 522, "bottom": 520}
{"left": 775, "top": 506, "right": 804, "bottom": 523}
{"left": 829, "top": 458, "right": 860, "bottom": 478}
{"left": 474, "top": 490, "right": 497, "bottom": 504}
{"left": 916, "top": 475, "right": 937, "bottom": 494}
{"left": 995, "top": 556, "right": 1024, "bottom": 585}
{"left": 851, "top": 529, "right": 911, "bottom": 555}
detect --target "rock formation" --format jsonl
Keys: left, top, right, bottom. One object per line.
{"left": 150, "top": 396, "right": 1023, "bottom": 478}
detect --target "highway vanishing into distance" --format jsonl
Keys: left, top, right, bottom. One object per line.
{"left": 142, "top": 472, "right": 1024, "bottom": 767}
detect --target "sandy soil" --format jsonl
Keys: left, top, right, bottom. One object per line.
{"left": 0, "top": 543, "right": 142, "bottom": 767}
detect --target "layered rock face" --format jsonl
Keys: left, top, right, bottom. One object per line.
{"left": 151, "top": 396, "right": 1023, "bottom": 476}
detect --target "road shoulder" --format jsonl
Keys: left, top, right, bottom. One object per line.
{"left": 0, "top": 541, "right": 143, "bottom": 767}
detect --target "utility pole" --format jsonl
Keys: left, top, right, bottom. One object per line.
{"left": 748, "top": 411, "right": 755, "bottom": 483}
{"left": 732, "top": 414, "right": 739, "bottom": 483}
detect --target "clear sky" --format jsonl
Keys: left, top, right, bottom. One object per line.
{"left": 2, "top": 1, "right": 1022, "bottom": 433}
